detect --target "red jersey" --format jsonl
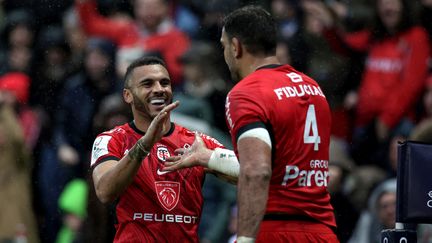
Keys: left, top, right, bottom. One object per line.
{"left": 353, "top": 27, "right": 430, "bottom": 128}
{"left": 326, "top": 26, "right": 430, "bottom": 129}
{"left": 90, "top": 122, "right": 223, "bottom": 242}
{"left": 225, "top": 64, "right": 336, "bottom": 228}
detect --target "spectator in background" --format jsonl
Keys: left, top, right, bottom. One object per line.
{"left": 328, "top": 138, "right": 359, "bottom": 243}
{"left": 56, "top": 179, "right": 88, "bottom": 243}
{"left": 0, "top": 9, "right": 35, "bottom": 75}
{"left": 0, "top": 72, "right": 40, "bottom": 150}
{"left": 176, "top": 41, "right": 230, "bottom": 132}
{"left": 30, "top": 25, "right": 72, "bottom": 121}
{"left": 115, "top": 46, "right": 145, "bottom": 81}
{"left": 192, "top": 0, "right": 239, "bottom": 45}
{"left": 62, "top": 7, "right": 88, "bottom": 77}
{"left": 52, "top": 37, "right": 119, "bottom": 170}
{"left": 169, "top": 0, "right": 201, "bottom": 38}
{"left": 0, "top": 73, "right": 39, "bottom": 243}
{"left": 271, "top": 0, "right": 307, "bottom": 71}
{"left": 317, "top": 0, "right": 430, "bottom": 167}
{"left": 326, "top": 0, "right": 374, "bottom": 32}
{"left": 75, "top": 0, "right": 190, "bottom": 87}
{"left": 36, "top": 37, "right": 118, "bottom": 243}
{"left": 344, "top": 165, "right": 387, "bottom": 213}
{"left": 348, "top": 178, "right": 397, "bottom": 243}
{"left": 292, "top": 0, "right": 351, "bottom": 118}
{"left": 92, "top": 93, "right": 132, "bottom": 136}
{"left": 171, "top": 42, "right": 236, "bottom": 243}
{"left": 271, "top": 0, "right": 302, "bottom": 41}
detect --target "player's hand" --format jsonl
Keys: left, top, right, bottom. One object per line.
{"left": 139, "top": 101, "right": 179, "bottom": 151}
{"left": 163, "top": 133, "right": 213, "bottom": 171}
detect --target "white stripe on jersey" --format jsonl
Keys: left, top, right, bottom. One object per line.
{"left": 237, "top": 127, "right": 272, "bottom": 149}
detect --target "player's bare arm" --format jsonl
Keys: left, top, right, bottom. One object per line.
{"left": 237, "top": 137, "right": 272, "bottom": 239}
{"left": 92, "top": 101, "right": 179, "bottom": 203}
{"left": 163, "top": 133, "right": 239, "bottom": 184}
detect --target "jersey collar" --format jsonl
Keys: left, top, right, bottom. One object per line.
{"left": 129, "top": 121, "right": 176, "bottom": 137}
{"left": 256, "top": 64, "right": 283, "bottom": 71}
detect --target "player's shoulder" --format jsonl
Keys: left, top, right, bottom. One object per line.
{"left": 174, "top": 124, "right": 224, "bottom": 147}
{"left": 96, "top": 123, "right": 131, "bottom": 139}
{"left": 197, "top": 132, "right": 224, "bottom": 147}
{"left": 174, "top": 124, "right": 196, "bottom": 137}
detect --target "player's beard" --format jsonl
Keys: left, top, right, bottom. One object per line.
{"left": 131, "top": 91, "right": 172, "bottom": 120}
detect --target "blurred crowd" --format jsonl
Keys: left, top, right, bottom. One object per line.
{"left": 0, "top": 0, "right": 431, "bottom": 243}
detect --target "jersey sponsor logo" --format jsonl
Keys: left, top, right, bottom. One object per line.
{"left": 155, "top": 181, "right": 180, "bottom": 211}
{"left": 157, "top": 145, "right": 170, "bottom": 161}
{"left": 91, "top": 135, "right": 112, "bottom": 165}
{"left": 132, "top": 212, "right": 198, "bottom": 224}
{"left": 281, "top": 165, "right": 329, "bottom": 187}
{"left": 156, "top": 169, "right": 172, "bottom": 175}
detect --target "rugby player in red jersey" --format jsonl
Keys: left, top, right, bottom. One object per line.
{"left": 164, "top": 6, "right": 338, "bottom": 243}
{"left": 90, "top": 56, "right": 237, "bottom": 242}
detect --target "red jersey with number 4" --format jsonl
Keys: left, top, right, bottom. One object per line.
{"left": 90, "top": 122, "right": 223, "bottom": 242}
{"left": 225, "top": 64, "right": 336, "bottom": 228}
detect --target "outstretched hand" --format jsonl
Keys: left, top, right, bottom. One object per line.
{"left": 139, "top": 101, "right": 179, "bottom": 151}
{"left": 162, "top": 133, "right": 213, "bottom": 171}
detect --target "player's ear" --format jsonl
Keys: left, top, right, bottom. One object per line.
{"left": 231, "top": 37, "right": 242, "bottom": 58}
{"left": 123, "top": 88, "right": 133, "bottom": 104}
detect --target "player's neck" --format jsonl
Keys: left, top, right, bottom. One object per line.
{"left": 133, "top": 113, "right": 171, "bottom": 134}
{"left": 240, "top": 55, "right": 280, "bottom": 78}
{"left": 131, "top": 114, "right": 151, "bottom": 133}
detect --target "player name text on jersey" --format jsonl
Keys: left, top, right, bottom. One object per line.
{"left": 274, "top": 84, "right": 325, "bottom": 100}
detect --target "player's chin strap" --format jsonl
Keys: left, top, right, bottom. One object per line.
{"left": 236, "top": 236, "right": 256, "bottom": 243}
{"left": 208, "top": 148, "right": 239, "bottom": 178}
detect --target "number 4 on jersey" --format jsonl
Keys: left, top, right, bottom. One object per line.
{"left": 304, "top": 104, "right": 320, "bottom": 151}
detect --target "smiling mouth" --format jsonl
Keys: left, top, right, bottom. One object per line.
{"left": 150, "top": 98, "right": 166, "bottom": 107}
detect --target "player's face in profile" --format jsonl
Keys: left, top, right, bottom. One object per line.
{"left": 220, "top": 28, "right": 240, "bottom": 82}
{"left": 127, "top": 64, "right": 173, "bottom": 119}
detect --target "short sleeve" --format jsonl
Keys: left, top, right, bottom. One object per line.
{"left": 199, "top": 133, "right": 225, "bottom": 150}
{"left": 225, "top": 87, "right": 268, "bottom": 144}
{"left": 90, "top": 132, "right": 123, "bottom": 168}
